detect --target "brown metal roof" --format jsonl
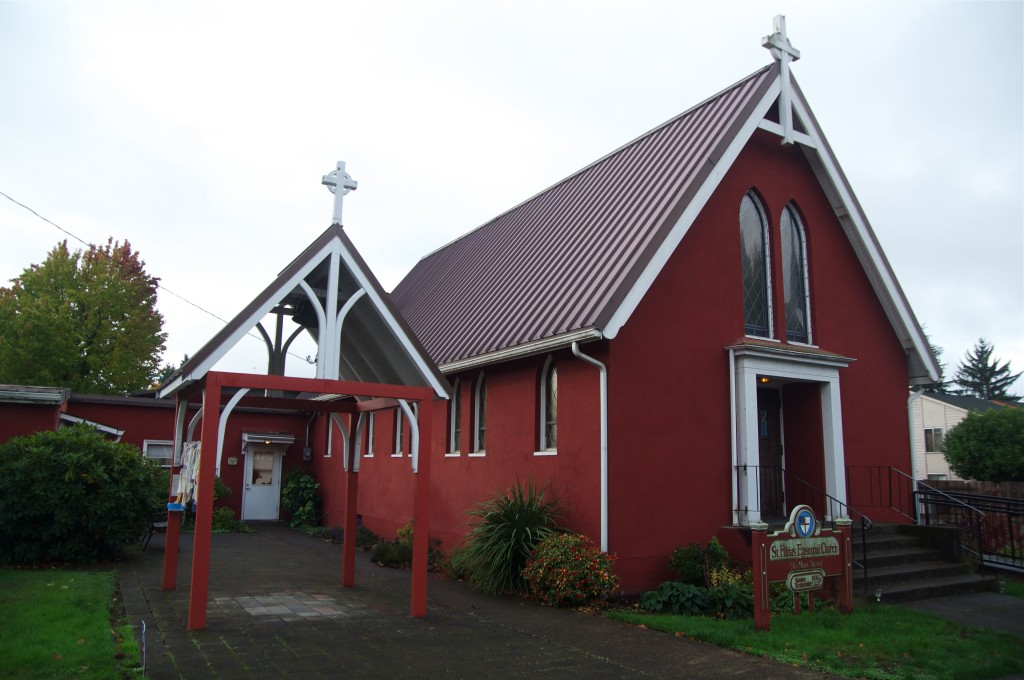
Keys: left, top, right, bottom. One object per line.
{"left": 392, "top": 65, "right": 777, "bottom": 367}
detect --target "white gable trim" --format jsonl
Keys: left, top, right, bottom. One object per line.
{"left": 789, "top": 96, "right": 938, "bottom": 383}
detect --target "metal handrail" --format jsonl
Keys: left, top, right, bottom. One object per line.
{"left": 885, "top": 466, "right": 986, "bottom": 519}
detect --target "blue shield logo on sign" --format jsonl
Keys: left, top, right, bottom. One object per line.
{"left": 795, "top": 508, "right": 815, "bottom": 538}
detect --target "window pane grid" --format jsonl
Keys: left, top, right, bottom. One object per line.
{"left": 740, "top": 194, "right": 771, "bottom": 337}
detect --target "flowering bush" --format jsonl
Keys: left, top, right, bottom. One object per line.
{"left": 522, "top": 533, "right": 619, "bottom": 607}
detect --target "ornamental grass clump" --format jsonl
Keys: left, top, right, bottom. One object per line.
{"left": 450, "top": 478, "right": 560, "bottom": 595}
{"left": 523, "top": 533, "right": 619, "bottom": 607}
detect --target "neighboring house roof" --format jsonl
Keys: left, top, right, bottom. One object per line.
{"left": 924, "top": 391, "right": 1005, "bottom": 413}
{"left": 158, "top": 224, "right": 449, "bottom": 400}
{"left": 0, "top": 384, "right": 70, "bottom": 405}
{"left": 392, "top": 63, "right": 939, "bottom": 385}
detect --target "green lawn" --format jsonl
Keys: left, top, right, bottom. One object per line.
{"left": 1002, "top": 578, "right": 1024, "bottom": 599}
{"left": 0, "top": 568, "right": 139, "bottom": 679}
{"left": 606, "top": 604, "right": 1024, "bottom": 680}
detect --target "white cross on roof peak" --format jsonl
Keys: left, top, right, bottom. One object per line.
{"left": 322, "top": 161, "right": 358, "bottom": 226}
{"left": 762, "top": 15, "right": 800, "bottom": 63}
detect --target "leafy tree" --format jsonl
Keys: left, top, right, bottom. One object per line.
{"left": 0, "top": 239, "right": 166, "bottom": 395}
{"left": 944, "top": 407, "right": 1024, "bottom": 482}
{"left": 953, "top": 339, "right": 1021, "bottom": 401}
{"left": 155, "top": 353, "right": 189, "bottom": 387}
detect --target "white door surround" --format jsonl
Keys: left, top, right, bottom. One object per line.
{"left": 730, "top": 343, "right": 853, "bottom": 526}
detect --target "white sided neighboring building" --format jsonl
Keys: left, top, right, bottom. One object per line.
{"left": 909, "top": 391, "right": 1006, "bottom": 482}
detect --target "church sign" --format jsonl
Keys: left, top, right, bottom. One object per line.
{"left": 750, "top": 504, "right": 854, "bottom": 631}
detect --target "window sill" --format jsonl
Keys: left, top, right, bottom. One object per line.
{"left": 467, "top": 451, "right": 486, "bottom": 458}
{"left": 533, "top": 450, "right": 557, "bottom": 457}
{"left": 444, "top": 452, "right": 462, "bottom": 458}
{"left": 363, "top": 453, "right": 374, "bottom": 458}
{"left": 390, "top": 453, "right": 404, "bottom": 458}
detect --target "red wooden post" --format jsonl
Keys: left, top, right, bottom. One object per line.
{"left": 162, "top": 510, "right": 181, "bottom": 590}
{"left": 837, "top": 517, "right": 854, "bottom": 614}
{"left": 342, "top": 415, "right": 359, "bottom": 588}
{"left": 411, "top": 396, "right": 434, "bottom": 618}
{"left": 187, "top": 380, "right": 221, "bottom": 631}
{"left": 751, "top": 522, "right": 771, "bottom": 631}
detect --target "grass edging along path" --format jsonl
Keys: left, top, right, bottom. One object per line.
{"left": 605, "top": 604, "right": 1024, "bottom": 680}
{"left": 0, "top": 568, "right": 140, "bottom": 679}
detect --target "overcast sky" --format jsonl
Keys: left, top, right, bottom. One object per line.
{"left": 2, "top": 1, "right": 1022, "bottom": 392}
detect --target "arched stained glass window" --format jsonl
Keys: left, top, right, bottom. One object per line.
{"left": 781, "top": 204, "right": 810, "bottom": 343}
{"left": 740, "top": 193, "right": 772, "bottom": 337}
{"left": 449, "top": 378, "right": 462, "bottom": 453}
{"left": 540, "top": 357, "right": 557, "bottom": 451}
{"left": 474, "top": 373, "right": 487, "bottom": 452}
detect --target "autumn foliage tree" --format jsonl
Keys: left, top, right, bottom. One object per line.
{"left": 0, "top": 239, "right": 166, "bottom": 395}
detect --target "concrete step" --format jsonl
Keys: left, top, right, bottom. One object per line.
{"left": 860, "top": 573, "right": 999, "bottom": 604}
{"left": 855, "top": 546, "right": 943, "bottom": 569}
{"left": 854, "top": 560, "right": 973, "bottom": 588}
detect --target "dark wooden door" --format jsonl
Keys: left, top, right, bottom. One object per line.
{"left": 757, "top": 388, "right": 784, "bottom": 518}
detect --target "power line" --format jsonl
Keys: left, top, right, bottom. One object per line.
{"left": 0, "top": 189, "right": 313, "bottom": 364}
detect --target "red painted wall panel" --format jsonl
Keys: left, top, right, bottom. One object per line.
{"left": 0, "top": 403, "right": 62, "bottom": 442}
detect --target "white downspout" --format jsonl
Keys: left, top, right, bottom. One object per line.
{"left": 907, "top": 388, "right": 925, "bottom": 523}
{"left": 729, "top": 348, "right": 738, "bottom": 525}
{"left": 572, "top": 341, "right": 608, "bottom": 552}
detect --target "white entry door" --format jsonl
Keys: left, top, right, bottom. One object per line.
{"left": 242, "top": 448, "right": 282, "bottom": 520}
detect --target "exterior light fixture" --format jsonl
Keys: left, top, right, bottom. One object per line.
{"left": 874, "top": 588, "right": 882, "bottom": 603}
{"left": 759, "top": 377, "right": 771, "bottom": 384}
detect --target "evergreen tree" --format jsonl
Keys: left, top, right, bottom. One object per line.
{"left": 918, "top": 331, "right": 948, "bottom": 393}
{"left": 953, "top": 338, "right": 1021, "bottom": 401}
{"left": 0, "top": 239, "right": 167, "bottom": 395}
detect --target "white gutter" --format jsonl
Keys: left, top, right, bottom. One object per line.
{"left": 729, "top": 348, "right": 738, "bottom": 525}
{"left": 442, "top": 328, "right": 603, "bottom": 374}
{"left": 572, "top": 341, "right": 608, "bottom": 552}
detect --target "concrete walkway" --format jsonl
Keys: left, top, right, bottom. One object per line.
{"left": 119, "top": 523, "right": 832, "bottom": 679}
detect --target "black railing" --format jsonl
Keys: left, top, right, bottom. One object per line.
{"left": 845, "top": 465, "right": 1013, "bottom": 573}
{"left": 734, "top": 465, "right": 874, "bottom": 592}
{"left": 918, "top": 489, "right": 1024, "bottom": 572}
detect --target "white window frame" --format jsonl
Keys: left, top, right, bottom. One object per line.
{"left": 470, "top": 372, "right": 487, "bottom": 456}
{"left": 143, "top": 439, "right": 174, "bottom": 468}
{"left": 740, "top": 191, "right": 774, "bottom": 340}
{"left": 364, "top": 412, "right": 375, "bottom": 457}
{"left": 535, "top": 356, "right": 558, "bottom": 456}
{"left": 924, "top": 427, "right": 944, "bottom": 453}
{"left": 392, "top": 408, "right": 405, "bottom": 457}
{"left": 781, "top": 203, "right": 813, "bottom": 345}
{"left": 447, "top": 377, "right": 462, "bottom": 457}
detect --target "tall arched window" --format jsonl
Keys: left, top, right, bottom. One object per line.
{"left": 539, "top": 357, "right": 558, "bottom": 451}
{"left": 474, "top": 373, "right": 487, "bottom": 452}
{"left": 740, "top": 192, "right": 772, "bottom": 337}
{"left": 780, "top": 204, "right": 810, "bottom": 343}
{"left": 449, "top": 378, "right": 462, "bottom": 454}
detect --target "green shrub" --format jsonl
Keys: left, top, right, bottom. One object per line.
{"left": 355, "top": 526, "right": 380, "bottom": 550}
{"left": 371, "top": 539, "right": 413, "bottom": 568}
{"left": 281, "top": 468, "right": 320, "bottom": 527}
{"left": 211, "top": 506, "right": 251, "bottom": 533}
{"left": 640, "top": 581, "right": 709, "bottom": 615}
{"left": 0, "top": 425, "right": 165, "bottom": 563}
{"left": 706, "top": 580, "right": 754, "bottom": 619}
{"left": 449, "top": 478, "right": 561, "bottom": 595}
{"left": 669, "top": 536, "right": 731, "bottom": 587}
{"left": 307, "top": 526, "right": 344, "bottom": 543}
{"left": 522, "top": 533, "right": 619, "bottom": 607}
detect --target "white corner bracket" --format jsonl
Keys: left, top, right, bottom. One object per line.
{"left": 322, "top": 161, "right": 358, "bottom": 226}
{"left": 761, "top": 15, "right": 801, "bottom": 146}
